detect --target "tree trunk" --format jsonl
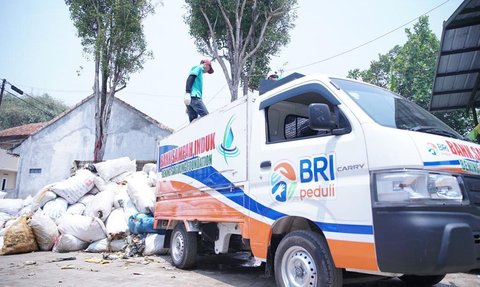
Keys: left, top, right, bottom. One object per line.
{"left": 94, "top": 67, "right": 112, "bottom": 161}
{"left": 93, "top": 48, "right": 102, "bottom": 162}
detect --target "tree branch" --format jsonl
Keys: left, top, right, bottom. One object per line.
{"left": 200, "top": 6, "right": 232, "bottom": 84}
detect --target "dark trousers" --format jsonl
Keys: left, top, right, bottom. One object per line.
{"left": 186, "top": 97, "right": 209, "bottom": 122}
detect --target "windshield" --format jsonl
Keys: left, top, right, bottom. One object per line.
{"left": 331, "top": 78, "right": 462, "bottom": 139}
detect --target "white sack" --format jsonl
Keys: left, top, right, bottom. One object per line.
{"left": 4, "top": 219, "right": 16, "bottom": 229}
{"left": 42, "top": 197, "right": 68, "bottom": 223}
{"left": 143, "top": 234, "right": 168, "bottom": 256}
{"left": 57, "top": 214, "right": 107, "bottom": 242}
{"left": 53, "top": 234, "right": 88, "bottom": 253}
{"left": 30, "top": 185, "right": 57, "bottom": 212}
{"left": 110, "top": 239, "right": 125, "bottom": 252}
{"left": 106, "top": 208, "right": 129, "bottom": 240}
{"left": 85, "top": 238, "right": 124, "bottom": 253}
{"left": 0, "top": 198, "right": 23, "bottom": 215}
{"left": 113, "top": 184, "right": 129, "bottom": 209}
{"left": 18, "top": 206, "right": 35, "bottom": 217}
{"left": 0, "top": 212, "right": 12, "bottom": 228}
{"left": 85, "top": 238, "right": 108, "bottom": 252}
{"left": 78, "top": 194, "right": 94, "bottom": 206}
{"left": 84, "top": 186, "right": 115, "bottom": 221}
{"left": 142, "top": 163, "right": 156, "bottom": 174}
{"left": 147, "top": 171, "right": 157, "bottom": 187}
{"left": 36, "top": 191, "right": 57, "bottom": 208}
{"left": 88, "top": 186, "right": 101, "bottom": 195}
{"left": 122, "top": 197, "right": 139, "bottom": 223}
{"left": 126, "top": 172, "right": 155, "bottom": 214}
{"left": 0, "top": 191, "right": 6, "bottom": 199}
{"left": 23, "top": 195, "right": 33, "bottom": 206}
{"left": 94, "top": 157, "right": 136, "bottom": 182}
{"left": 110, "top": 171, "right": 135, "bottom": 183}
{"left": 0, "top": 236, "right": 3, "bottom": 250}
{"left": 28, "top": 211, "right": 59, "bottom": 251}
{"left": 93, "top": 176, "right": 107, "bottom": 192}
{"left": 50, "top": 169, "right": 95, "bottom": 204}
{"left": 66, "top": 203, "right": 86, "bottom": 215}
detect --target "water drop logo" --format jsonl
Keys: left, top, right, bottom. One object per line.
{"left": 270, "top": 161, "right": 297, "bottom": 202}
{"left": 217, "top": 116, "right": 240, "bottom": 163}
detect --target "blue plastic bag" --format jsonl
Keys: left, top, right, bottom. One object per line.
{"left": 128, "top": 213, "right": 165, "bottom": 234}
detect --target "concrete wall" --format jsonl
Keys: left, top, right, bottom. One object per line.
{"left": 13, "top": 97, "right": 171, "bottom": 198}
{"left": 1, "top": 148, "right": 18, "bottom": 195}
{"left": 0, "top": 148, "right": 18, "bottom": 171}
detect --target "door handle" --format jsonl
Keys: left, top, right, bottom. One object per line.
{"left": 260, "top": 161, "right": 271, "bottom": 169}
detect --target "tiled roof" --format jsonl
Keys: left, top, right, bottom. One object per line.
{"left": 0, "top": 122, "right": 47, "bottom": 137}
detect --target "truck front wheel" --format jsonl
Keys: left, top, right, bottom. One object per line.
{"left": 274, "top": 230, "right": 342, "bottom": 287}
{"left": 170, "top": 223, "right": 197, "bottom": 269}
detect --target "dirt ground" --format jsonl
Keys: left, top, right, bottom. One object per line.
{"left": 0, "top": 251, "right": 478, "bottom": 287}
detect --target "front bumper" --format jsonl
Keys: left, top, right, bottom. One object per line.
{"left": 372, "top": 176, "right": 480, "bottom": 275}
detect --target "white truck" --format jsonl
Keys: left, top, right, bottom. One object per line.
{"left": 154, "top": 73, "right": 480, "bottom": 287}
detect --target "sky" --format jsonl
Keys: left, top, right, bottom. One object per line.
{"left": 0, "top": 0, "right": 465, "bottom": 130}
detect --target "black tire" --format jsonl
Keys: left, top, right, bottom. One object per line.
{"left": 399, "top": 274, "right": 446, "bottom": 286}
{"left": 170, "top": 223, "right": 197, "bottom": 269}
{"left": 274, "top": 230, "right": 343, "bottom": 287}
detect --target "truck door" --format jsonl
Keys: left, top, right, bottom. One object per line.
{"left": 247, "top": 81, "right": 375, "bottom": 268}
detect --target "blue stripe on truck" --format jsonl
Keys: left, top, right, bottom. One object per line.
{"left": 184, "top": 165, "right": 373, "bottom": 235}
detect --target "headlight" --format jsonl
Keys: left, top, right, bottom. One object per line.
{"left": 374, "top": 170, "right": 464, "bottom": 204}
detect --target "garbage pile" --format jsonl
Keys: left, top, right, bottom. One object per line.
{"left": 0, "top": 157, "right": 167, "bottom": 257}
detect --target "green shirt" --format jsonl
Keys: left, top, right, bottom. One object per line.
{"left": 189, "top": 64, "right": 205, "bottom": 98}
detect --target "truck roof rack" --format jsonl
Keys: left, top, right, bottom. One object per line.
{"left": 259, "top": 72, "right": 305, "bottom": 95}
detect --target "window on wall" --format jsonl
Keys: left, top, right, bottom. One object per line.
{"left": 29, "top": 168, "right": 42, "bottom": 174}
{"left": 265, "top": 91, "right": 350, "bottom": 143}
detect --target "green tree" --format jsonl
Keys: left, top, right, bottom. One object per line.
{"left": 347, "top": 45, "right": 400, "bottom": 89}
{"left": 348, "top": 16, "right": 472, "bottom": 135}
{"left": 0, "top": 93, "right": 69, "bottom": 130}
{"left": 65, "top": 0, "right": 155, "bottom": 161}
{"left": 184, "top": 0, "right": 297, "bottom": 102}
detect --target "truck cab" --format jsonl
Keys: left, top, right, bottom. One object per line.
{"left": 155, "top": 73, "right": 480, "bottom": 287}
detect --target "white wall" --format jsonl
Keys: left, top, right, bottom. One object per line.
{"left": 13, "top": 98, "right": 171, "bottom": 198}
{"left": 0, "top": 148, "right": 18, "bottom": 171}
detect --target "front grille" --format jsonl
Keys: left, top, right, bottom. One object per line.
{"left": 462, "top": 176, "right": 480, "bottom": 206}
{"left": 474, "top": 232, "right": 480, "bottom": 263}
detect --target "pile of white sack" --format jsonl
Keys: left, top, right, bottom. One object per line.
{"left": 0, "top": 157, "right": 167, "bottom": 257}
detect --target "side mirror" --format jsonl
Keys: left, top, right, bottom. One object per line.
{"left": 309, "top": 103, "right": 336, "bottom": 130}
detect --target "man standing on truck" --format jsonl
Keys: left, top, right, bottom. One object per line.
{"left": 184, "top": 59, "right": 214, "bottom": 122}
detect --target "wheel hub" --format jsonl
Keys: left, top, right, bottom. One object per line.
{"left": 281, "top": 247, "right": 317, "bottom": 287}
{"left": 171, "top": 231, "right": 185, "bottom": 263}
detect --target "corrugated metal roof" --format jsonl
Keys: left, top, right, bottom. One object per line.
{"left": 430, "top": 0, "right": 480, "bottom": 112}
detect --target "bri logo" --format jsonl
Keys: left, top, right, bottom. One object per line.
{"left": 270, "top": 161, "right": 298, "bottom": 202}
{"left": 217, "top": 116, "right": 240, "bottom": 164}
{"left": 426, "top": 143, "right": 438, "bottom": 156}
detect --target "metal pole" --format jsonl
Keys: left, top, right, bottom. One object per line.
{"left": 0, "top": 79, "right": 6, "bottom": 109}
{"left": 473, "top": 107, "right": 479, "bottom": 126}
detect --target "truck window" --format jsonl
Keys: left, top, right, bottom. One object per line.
{"left": 285, "top": 115, "right": 317, "bottom": 139}
{"left": 331, "top": 78, "right": 463, "bottom": 140}
{"left": 265, "top": 92, "right": 349, "bottom": 143}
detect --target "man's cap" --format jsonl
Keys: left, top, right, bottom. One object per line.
{"left": 268, "top": 73, "right": 279, "bottom": 80}
{"left": 267, "top": 72, "right": 278, "bottom": 80}
{"left": 200, "top": 59, "right": 214, "bottom": 74}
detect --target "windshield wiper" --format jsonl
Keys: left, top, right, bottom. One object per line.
{"left": 409, "top": 126, "right": 459, "bottom": 139}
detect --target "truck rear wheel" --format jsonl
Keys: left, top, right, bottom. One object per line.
{"left": 170, "top": 223, "right": 197, "bottom": 269}
{"left": 274, "top": 230, "right": 342, "bottom": 287}
{"left": 399, "top": 274, "right": 446, "bottom": 286}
